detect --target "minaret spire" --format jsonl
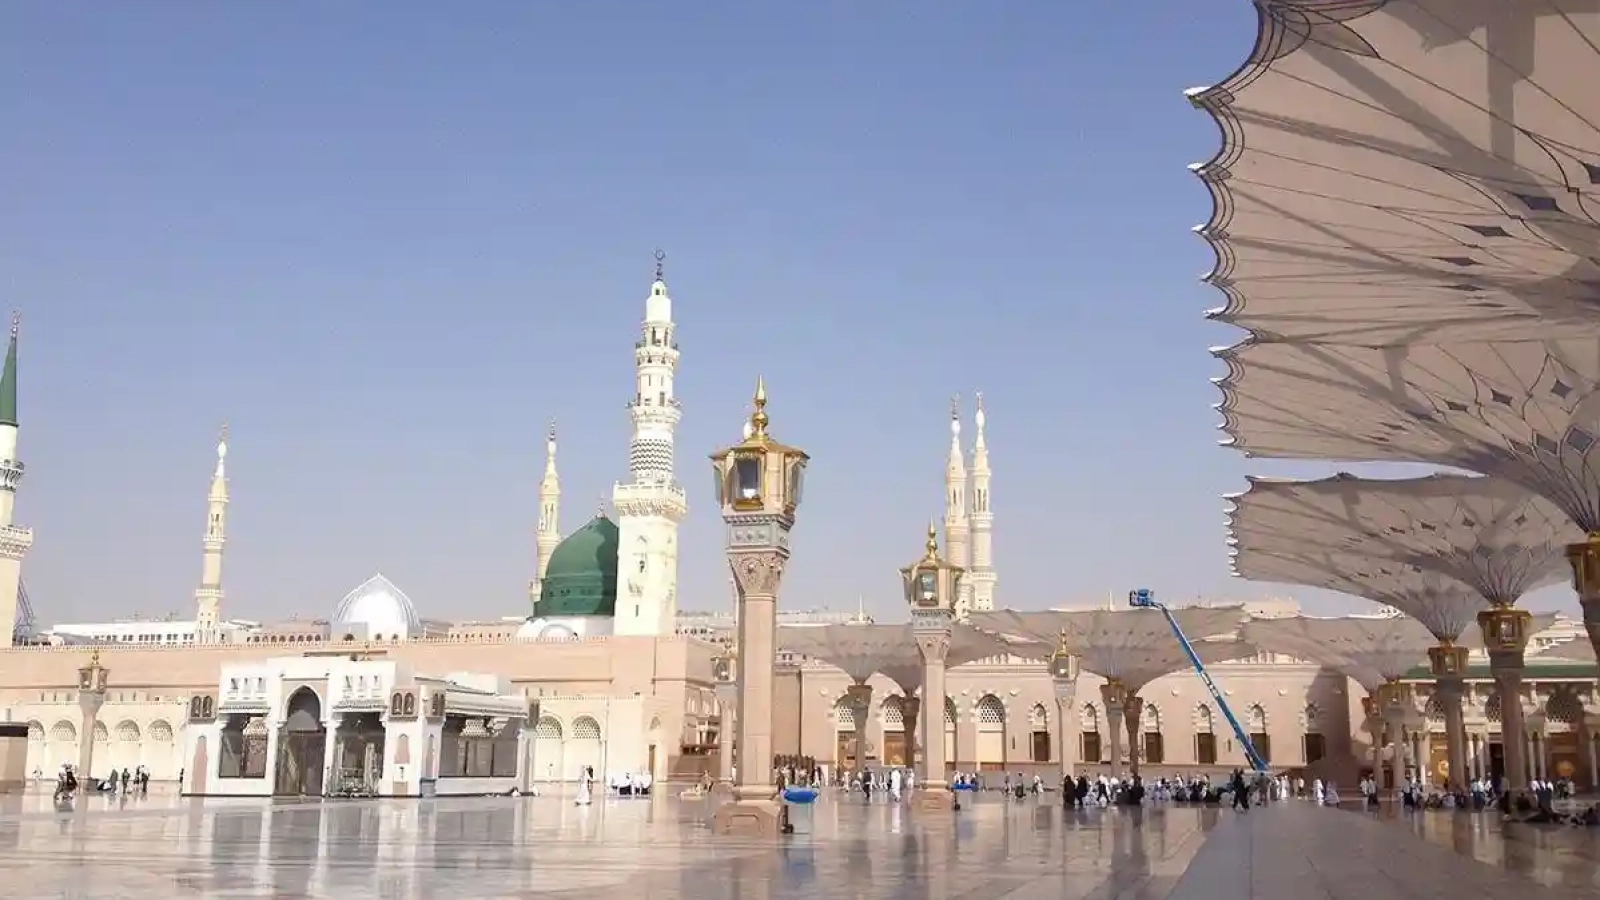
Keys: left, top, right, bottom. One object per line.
{"left": 531, "top": 419, "right": 562, "bottom": 613}
{"left": 0, "top": 312, "right": 33, "bottom": 648}
{"left": 968, "top": 391, "right": 996, "bottom": 611}
{"left": 613, "top": 251, "right": 688, "bottom": 635}
{"left": 195, "top": 423, "right": 229, "bottom": 644}
{"left": 944, "top": 394, "right": 972, "bottom": 620}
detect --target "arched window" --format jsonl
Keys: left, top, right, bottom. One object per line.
{"left": 1080, "top": 704, "right": 1102, "bottom": 763}
{"left": 1302, "top": 702, "right": 1325, "bottom": 764}
{"left": 834, "top": 696, "right": 856, "bottom": 730}
{"left": 1028, "top": 703, "right": 1050, "bottom": 763}
{"left": 1141, "top": 704, "right": 1164, "bottom": 765}
{"left": 572, "top": 716, "right": 601, "bottom": 740}
{"left": 1194, "top": 704, "right": 1217, "bottom": 765}
{"left": 975, "top": 695, "right": 1005, "bottom": 729}
{"left": 1247, "top": 704, "right": 1271, "bottom": 764}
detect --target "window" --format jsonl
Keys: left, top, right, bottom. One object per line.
{"left": 1143, "top": 733, "right": 1165, "bottom": 765}
{"left": 1081, "top": 732, "right": 1101, "bottom": 763}
{"left": 1304, "top": 733, "right": 1326, "bottom": 764}
{"left": 1196, "top": 733, "right": 1217, "bottom": 765}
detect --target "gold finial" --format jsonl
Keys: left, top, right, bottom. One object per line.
{"left": 749, "top": 376, "right": 769, "bottom": 437}
{"left": 654, "top": 249, "right": 667, "bottom": 281}
{"left": 596, "top": 497, "right": 607, "bottom": 518}
{"left": 950, "top": 393, "right": 960, "bottom": 420}
{"left": 219, "top": 422, "right": 230, "bottom": 444}
{"left": 8, "top": 311, "right": 17, "bottom": 339}
{"left": 88, "top": 649, "right": 101, "bottom": 668}
{"left": 925, "top": 521, "right": 939, "bottom": 559}
{"left": 1056, "top": 628, "right": 1071, "bottom": 655}
{"left": 547, "top": 419, "right": 556, "bottom": 442}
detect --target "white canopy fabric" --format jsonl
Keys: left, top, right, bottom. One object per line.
{"left": 1190, "top": 2, "right": 1600, "bottom": 345}
{"left": 1214, "top": 339, "right": 1600, "bottom": 533}
{"left": 1231, "top": 546, "right": 1487, "bottom": 642}
{"left": 1227, "top": 472, "right": 1574, "bottom": 612}
{"left": 969, "top": 608, "right": 1254, "bottom": 692}
{"left": 1241, "top": 615, "right": 1437, "bottom": 691}
{"left": 776, "top": 623, "right": 1012, "bottom": 685}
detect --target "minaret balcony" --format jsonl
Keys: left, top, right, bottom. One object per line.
{"left": 612, "top": 482, "right": 688, "bottom": 518}
{"left": 0, "top": 524, "right": 33, "bottom": 559}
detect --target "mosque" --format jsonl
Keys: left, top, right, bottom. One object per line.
{"left": 0, "top": 267, "right": 1594, "bottom": 797}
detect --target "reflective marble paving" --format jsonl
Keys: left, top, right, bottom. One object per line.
{"left": 1, "top": 788, "right": 1598, "bottom": 899}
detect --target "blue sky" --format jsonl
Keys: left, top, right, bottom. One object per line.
{"left": 1, "top": 2, "right": 1574, "bottom": 624}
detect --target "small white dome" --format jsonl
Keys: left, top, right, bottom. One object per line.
{"left": 332, "top": 574, "right": 422, "bottom": 637}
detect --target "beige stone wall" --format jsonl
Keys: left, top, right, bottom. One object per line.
{"left": 0, "top": 635, "right": 723, "bottom": 784}
{"left": 772, "top": 657, "right": 1360, "bottom": 778}
{"left": 0, "top": 724, "right": 27, "bottom": 791}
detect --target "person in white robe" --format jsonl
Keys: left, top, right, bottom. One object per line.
{"left": 575, "top": 766, "right": 595, "bottom": 806}
{"left": 889, "top": 768, "right": 903, "bottom": 800}
{"left": 1313, "top": 778, "right": 1324, "bottom": 804}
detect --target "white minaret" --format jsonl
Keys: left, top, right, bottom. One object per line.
{"left": 0, "top": 314, "right": 33, "bottom": 648}
{"left": 194, "top": 424, "right": 229, "bottom": 644}
{"left": 530, "top": 420, "right": 561, "bottom": 612}
{"left": 612, "top": 251, "right": 688, "bottom": 636}
{"left": 968, "top": 392, "right": 996, "bottom": 611}
{"left": 944, "top": 395, "right": 973, "bottom": 620}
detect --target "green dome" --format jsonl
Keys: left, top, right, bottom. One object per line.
{"left": 535, "top": 514, "right": 619, "bottom": 617}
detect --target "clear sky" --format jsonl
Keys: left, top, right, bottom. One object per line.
{"left": 1, "top": 2, "right": 1575, "bottom": 625}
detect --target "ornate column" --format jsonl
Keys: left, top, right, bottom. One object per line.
{"left": 1428, "top": 644, "right": 1470, "bottom": 791}
{"left": 901, "top": 696, "right": 922, "bottom": 778}
{"left": 1361, "top": 695, "right": 1381, "bottom": 783}
{"left": 709, "top": 379, "right": 808, "bottom": 838}
{"left": 1100, "top": 680, "right": 1129, "bottom": 780}
{"left": 902, "top": 522, "right": 963, "bottom": 812}
{"left": 75, "top": 651, "right": 109, "bottom": 787}
{"left": 1563, "top": 533, "right": 1600, "bottom": 668}
{"left": 1048, "top": 634, "right": 1080, "bottom": 783}
{"left": 843, "top": 683, "right": 872, "bottom": 773}
{"left": 712, "top": 648, "right": 738, "bottom": 790}
{"left": 1478, "top": 605, "right": 1532, "bottom": 790}
{"left": 1122, "top": 696, "right": 1145, "bottom": 781}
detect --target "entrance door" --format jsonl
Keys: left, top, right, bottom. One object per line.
{"left": 882, "top": 732, "right": 906, "bottom": 766}
{"left": 275, "top": 687, "right": 328, "bottom": 797}
{"left": 1488, "top": 741, "right": 1505, "bottom": 784}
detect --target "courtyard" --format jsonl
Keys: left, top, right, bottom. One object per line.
{"left": 2, "top": 788, "right": 1598, "bottom": 899}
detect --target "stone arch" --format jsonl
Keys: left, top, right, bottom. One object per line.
{"left": 1029, "top": 703, "right": 1048, "bottom": 729}
{"left": 532, "top": 716, "right": 563, "bottom": 783}
{"left": 973, "top": 694, "right": 1005, "bottom": 767}
{"left": 1141, "top": 704, "right": 1162, "bottom": 731}
{"left": 567, "top": 715, "right": 602, "bottom": 781}
{"left": 115, "top": 720, "right": 141, "bottom": 742}
{"left": 394, "top": 733, "right": 412, "bottom": 765}
{"left": 1193, "top": 703, "right": 1218, "bottom": 765}
{"left": 943, "top": 695, "right": 958, "bottom": 770}
{"left": 1246, "top": 704, "right": 1267, "bottom": 731}
{"left": 283, "top": 686, "right": 324, "bottom": 731}
{"left": 1026, "top": 702, "right": 1050, "bottom": 763}
{"left": 1302, "top": 701, "right": 1327, "bottom": 765}
{"left": 1546, "top": 688, "right": 1584, "bottom": 726}
{"left": 1139, "top": 703, "right": 1166, "bottom": 764}
{"left": 881, "top": 695, "right": 905, "bottom": 730}
{"left": 25, "top": 720, "right": 43, "bottom": 742}
{"left": 92, "top": 722, "right": 109, "bottom": 744}
{"left": 1485, "top": 692, "right": 1503, "bottom": 723}
{"left": 943, "top": 696, "right": 958, "bottom": 726}
{"left": 1301, "top": 702, "right": 1322, "bottom": 733}
{"left": 1245, "top": 704, "right": 1271, "bottom": 764}
{"left": 148, "top": 720, "right": 174, "bottom": 742}
{"left": 833, "top": 696, "right": 856, "bottom": 730}
{"left": 974, "top": 694, "right": 1005, "bottom": 729}
{"left": 1080, "top": 703, "right": 1102, "bottom": 764}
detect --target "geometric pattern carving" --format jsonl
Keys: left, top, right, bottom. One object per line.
{"left": 1245, "top": 704, "right": 1267, "bottom": 731}
{"left": 1216, "top": 340, "right": 1600, "bottom": 532}
{"left": 571, "top": 716, "right": 602, "bottom": 740}
{"left": 1030, "top": 703, "right": 1048, "bottom": 730}
{"left": 1193, "top": 703, "right": 1214, "bottom": 733}
{"left": 1190, "top": 2, "right": 1600, "bottom": 345}
{"left": 49, "top": 721, "right": 76, "bottom": 742}
{"left": 833, "top": 696, "right": 855, "bottom": 729}
{"left": 1227, "top": 473, "right": 1575, "bottom": 618}
{"left": 115, "top": 721, "right": 141, "bottom": 742}
{"left": 533, "top": 717, "right": 563, "bottom": 739}
{"left": 1546, "top": 688, "right": 1584, "bottom": 724}
{"left": 975, "top": 694, "right": 1005, "bottom": 726}
{"left": 148, "top": 720, "right": 174, "bottom": 742}
{"left": 729, "top": 551, "right": 786, "bottom": 597}
{"left": 1485, "top": 692, "right": 1503, "bottom": 724}
{"left": 1080, "top": 703, "right": 1100, "bottom": 731}
{"left": 880, "top": 696, "right": 905, "bottom": 728}
{"left": 1301, "top": 702, "right": 1321, "bottom": 733}
{"left": 944, "top": 696, "right": 958, "bottom": 727}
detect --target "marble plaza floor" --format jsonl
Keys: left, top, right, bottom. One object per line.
{"left": 2, "top": 787, "right": 1599, "bottom": 899}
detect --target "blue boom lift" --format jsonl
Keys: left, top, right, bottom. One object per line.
{"left": 1128, "top": 588, "right": 1268, "bottom": 773}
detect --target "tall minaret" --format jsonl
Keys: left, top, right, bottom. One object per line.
{"left": 0, "top": 314, "right": 33, "bottom": 648}
{"left": 968, "top": 392, "right": 996, "bottom": 611}
{"left": 612, "top": 251, "right": 688, "bottom": 636}
{"left": 194, "top": 424, "right": 229, "bottom": 644}
{"left": 944, "top": 395, "right": 972, "bottom": 620}
{"left": 530, "top": 420, "right": 561, "bottom": 612}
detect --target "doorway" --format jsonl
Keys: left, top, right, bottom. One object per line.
{"left": 1488, "top": 741, "right": 1505, "bottom": 784}
{"left": 275, "top": 687, "right": 327, "bottom": 797}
